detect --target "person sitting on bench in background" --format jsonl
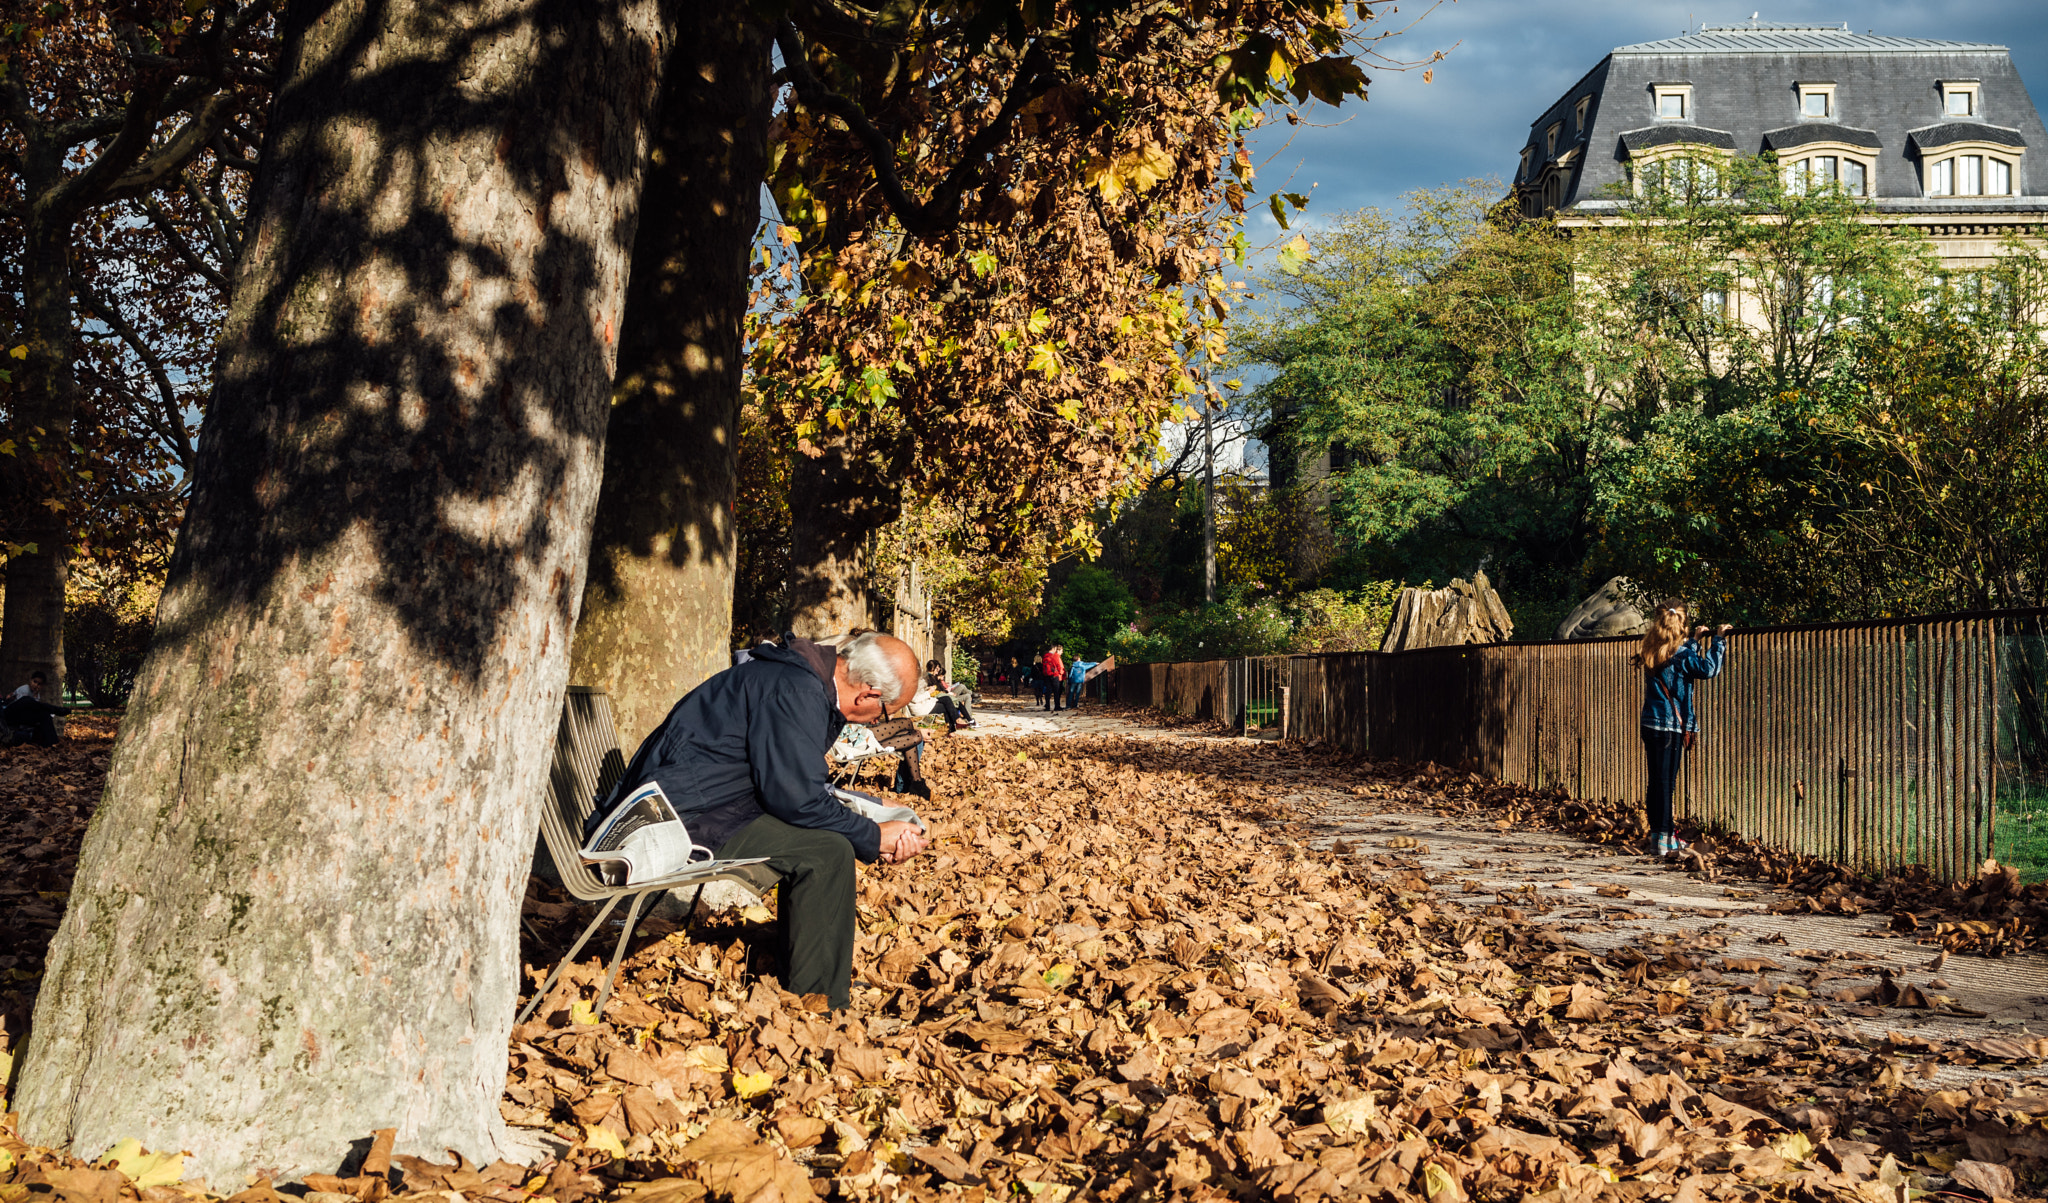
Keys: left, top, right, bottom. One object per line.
{"left": 591, "top": 631, "right": 929, "bottom": 1009}
{"left": 4, "top": 672, "right": 70, "bottom": 747}
{"left": 923, "top": 658, "right": 976, "bottom": 732}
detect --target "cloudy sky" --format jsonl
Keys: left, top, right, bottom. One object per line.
{"left": 1245, "top": 0, "right": 2048, "bottom": 231}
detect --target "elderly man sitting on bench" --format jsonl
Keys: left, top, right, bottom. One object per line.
{"left": 595, "top": 631, "right": 929, "bottom": 1009}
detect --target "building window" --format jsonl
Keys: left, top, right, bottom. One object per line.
{"left": 1546, "top": 123, "right": 1562, "bottom": 155}
{"left": 1636, "top": 154, "right": 1722, "bottom": 201}
{"left": 1786, "top": 154, "right": 1869, "bottom": 197}
{"left": 1652, "top": 84, "right": 1693, "bottom": 121}
{"left": 1575, "top": 96, "right": 1591, "bottom": 133}
{"left": 1924, "top": 152, "right": 2017, "bottom": 196}
{"left": 1702, "top": 288, "right": 1728, "bottom": 317}
{"left": 1798, "top": 82, "right": 1836, "bottom": 119}
{"left": 1940, "top": 80, "right": 1981, "bottom": 117}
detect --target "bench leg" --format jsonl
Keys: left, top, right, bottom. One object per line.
{"left": 592, "top": 889, "right": 650, "bottom": 1021}
{"left": 515, "top": 893, "right": 622, "bottom": 1026}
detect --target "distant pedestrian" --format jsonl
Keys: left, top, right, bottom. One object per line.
{"left": 1040, "top": 645, "right": 1066, "bottom": 712}
{"left": 1066, "top": 658, "right": 1098, "bottom": 710}
{"left": 1633, "top": 601, "right": 1732, "bottom": 857}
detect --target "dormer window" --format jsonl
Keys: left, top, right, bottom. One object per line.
{"left": 1546, "top": 123, "right": 1562, "bottom": 155}
{"left": 1575, "top": 96, "right": 1591, "bottom": 133}
{"left": 1654, "top": 84, "right": 1692, "bottom": 120}
{"left": 1941, "top": 80, "right": 1981, "bottom": 117}
{"left": 1798, "top": 82, "right": 1836, "bottom": 119}
{"left": 1519, "top": 147, "right": 1534, "bottom": 181}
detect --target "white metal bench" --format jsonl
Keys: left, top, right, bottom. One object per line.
{"left": 520, "top": 686, "right": 779, "bottom": 1025}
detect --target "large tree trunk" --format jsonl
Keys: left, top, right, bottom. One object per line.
{"left": 569, "top": 7, "right": 770, "bottom": 748}
{"left": 784, "top": 439, "right": 899, "bottom": 637}
{"left": 17, "top": 0, "right": 667, "bottom": 1184}
{"left": 1, "top": 214, "right": 77, "bottom": 692}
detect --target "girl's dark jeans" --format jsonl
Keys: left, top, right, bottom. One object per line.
{"left": 1641, "top": 728, "right": 1686, "bottom": 836}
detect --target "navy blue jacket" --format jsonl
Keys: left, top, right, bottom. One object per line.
{"left": 1640, "top": 638, "right": 1727, "bottom": 733}
{"left": 591, "top": 639, "right": 881, "bottom": 861}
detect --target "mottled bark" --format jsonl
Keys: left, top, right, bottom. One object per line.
{"left": 18, "top": 0, "right": 667, "bottom": 1184}
{"left": 784, "top": 438, "right": 900, "bottom": 638}
{"left": 570, "top": 7, "right": 770, "bottom": 748}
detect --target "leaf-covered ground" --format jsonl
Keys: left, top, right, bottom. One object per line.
{"left": 5, "top": 721, "right": 2048, "bottom": 1203}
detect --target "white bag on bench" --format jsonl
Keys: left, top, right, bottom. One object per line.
{"left": 579, "top": 780, "right": 716, "bottom": 886}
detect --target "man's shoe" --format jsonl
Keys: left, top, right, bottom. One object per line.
{"left": 1651, "top": 833, "right": 1691, "bottom": 857}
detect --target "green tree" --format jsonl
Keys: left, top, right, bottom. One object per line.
{"left": 1041, "top": 562, "right": 1136, "bottom": 659}
{"left": 1240, "top": 182, "right": 1597, "bottom": 631}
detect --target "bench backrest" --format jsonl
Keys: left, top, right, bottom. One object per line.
{"left": 540, "top": 686, "right": 632, "bottom": 903}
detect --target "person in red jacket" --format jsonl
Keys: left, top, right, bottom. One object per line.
{"left": 1040, "top": 645, "right": 1067, "bottom": 712}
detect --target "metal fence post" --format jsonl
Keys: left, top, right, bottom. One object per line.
{"left": 1838, "top": 756, "right": 1858, "bottom": 867}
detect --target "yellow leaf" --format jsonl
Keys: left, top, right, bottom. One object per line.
{"left": 1087, "top": 157, "right": 1123, "bottom": 202}
{"left": 684, "top": 1043, "right": 730, "bottom": 1072}
{"left": 583, "top": 1125, "right": 626, "bottom": 1159}
{"left": 569, "top": 1000, "right": 599, "bottom": 1025}
{"left": 99, "top": 1140, "right": 184, "bottom": 1188}
{"left": 7, "top": 345, "right": 25, "bottom": 359}
{"left": 1423, "top": 1163, "right": 1458, "bottom": 1199}
{"left": 1773, "top": 1131, "right": 1816, "bottom": 1164}
{"left": 1323, "top": 1094, "right": 1376, "bottom": 1136}
{"left": 732, "top": 1071, "right": 775, "bottom": 1099}
{"left": 0, "top": 1148, "right": 13, "bottom": 1175}
{"left": 1016, "top": 1182, "right": 1074, "bottom": 1203}
{"left": 1041, "top": 963, "right": 1075, "bottom": 988}
{"left": 739, "top": 904, "right": 774, "bottom": 923}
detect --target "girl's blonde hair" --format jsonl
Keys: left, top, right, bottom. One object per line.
{"left": 1631, "top": 600, "right": 1689, "bottom": 670}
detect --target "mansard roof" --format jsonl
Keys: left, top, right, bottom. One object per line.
{"left": 1907, "top": 122, "right": 2028, "bottom": 151}
{"left": 1613, "top": 25, "right": 2003, "bottom": 56}
{"left": 1618, "top": 125, "right": 1737, "bottom": 152}
{"left": 1761, "top": 123, "right": 1882, "bottom": 151}
{"left": 1518, "top": 23, "right": 2048, "bottom": 211}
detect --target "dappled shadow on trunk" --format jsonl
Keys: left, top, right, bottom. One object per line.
{"left": 19, "top": 0, "right": 675, "bottom": 1183}
{"left": 155, "top": 0, "right": 654, "bottom": 680}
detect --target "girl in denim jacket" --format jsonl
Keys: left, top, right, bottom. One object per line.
{"left": 1634, "top": 601, "right": 1732, "bottom": 857}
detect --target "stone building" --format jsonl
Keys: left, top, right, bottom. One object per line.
{"left": 1516, "top": 21, "right": 2048, "bottom": 264}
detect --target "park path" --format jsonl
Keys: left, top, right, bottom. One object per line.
{"left": 960, "top": 694, "right": 2048, "bottom": 1083}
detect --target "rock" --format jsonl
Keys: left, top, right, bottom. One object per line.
{"left": 1379, "top": 572, "right": 1513, "bottom": 652}
{"left": 1554, "top": 576, "right": 1650, "bottom": 641}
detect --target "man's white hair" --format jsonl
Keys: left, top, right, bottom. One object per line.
{"left": 839, "top": 632, "right": 910, "bottom": 706}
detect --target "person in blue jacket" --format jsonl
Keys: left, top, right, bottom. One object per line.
{"left": 1067, "top": 658, "right": 1098, "bottom": 710}
{"left": 588, "top": 631, "right": 929, "bottom": 1008}
{"left": 1634, "top": 601, "right": 1733, "bottom": 857}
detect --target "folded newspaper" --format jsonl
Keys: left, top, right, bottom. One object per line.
{"left": 579, "top": 780, "right": 722, "bottom": 887}
{"left": 834, "top": 786, "right": 927, "bottom": 832}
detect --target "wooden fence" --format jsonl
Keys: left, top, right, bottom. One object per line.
{"left": 1108, "top": 611, "right": 2048, "bottom": 882}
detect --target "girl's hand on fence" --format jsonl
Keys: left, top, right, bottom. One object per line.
{"left": 1716, "top": 624, "right": 1733, "bottom": 636}
{"left": 1692, "top": 626, "right": 1709, "bottom": 639}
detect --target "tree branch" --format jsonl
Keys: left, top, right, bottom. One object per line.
{"left": 138, "top": 189, "right": 232, "bottom": 292}
{"left": 775, "top": 19, "right": 1052, "bottom": 238}
{"left": 100, "top": 91, "right": 240, "bottom": 206}
{"left": 73, "top": 278, "right": 198, "bottom": 472}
